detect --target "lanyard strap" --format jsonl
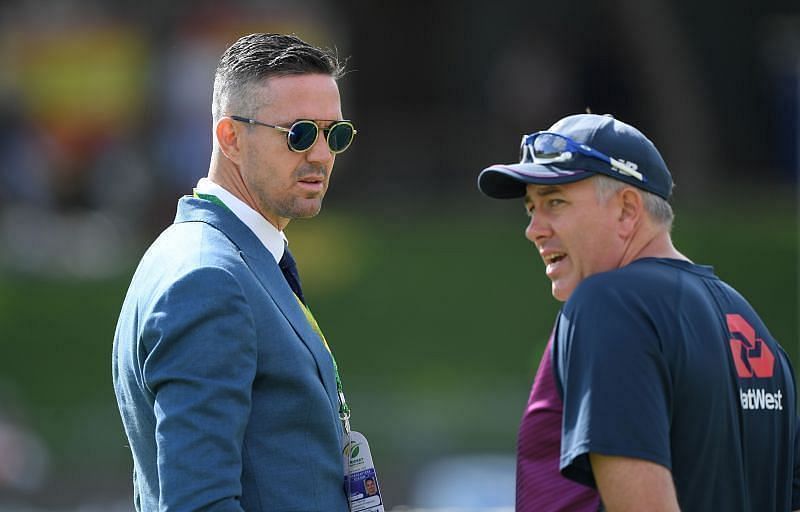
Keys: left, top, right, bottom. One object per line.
{"left": 295, "top": 296, "right": 352, "bottom": 434}
{"left": 192, "top": 191, "right": 352, "bottom": 432}
{"left": 193, "top": 190, "right": 229, "bottom": 209}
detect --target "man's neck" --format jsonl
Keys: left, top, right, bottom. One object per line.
{"left": 623, "top": 229, "right": 689, "bottom": 266}
{"left": 208, "top": 158, "right": 289, "bottom": 231}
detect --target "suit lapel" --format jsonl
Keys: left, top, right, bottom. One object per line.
{"left": 174, "top": 197, "right": 340, "bottom": 416}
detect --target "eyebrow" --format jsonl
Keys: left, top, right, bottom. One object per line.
{"left": 535, "top": 185, "right": 563, "bottom": 196}
{"left": 524, "top": 185, "right": 563, "bottom": 205}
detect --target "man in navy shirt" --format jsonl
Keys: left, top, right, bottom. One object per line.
{"left": 478, "top": 113, "right": 800, "bottom": 511}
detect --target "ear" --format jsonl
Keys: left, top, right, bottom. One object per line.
{"left": 617, "top": 187, "right": 644, "bottom": 238}
{"left": 215, "top": 117, "right": 243, "bottom": 164}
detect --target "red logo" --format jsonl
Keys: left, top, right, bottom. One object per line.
{"left": 727, "top": 314, "right": 774, "bottom": 378}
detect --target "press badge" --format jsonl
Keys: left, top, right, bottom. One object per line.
{"left": 343, "top": 431, "right": 384, "bottom": 512}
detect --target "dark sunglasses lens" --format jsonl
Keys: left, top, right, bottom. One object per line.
{"left": 327, "top": 123, "right": 355, "bottom": 153}
{"left": 533, "top": 133, "right": 568, "bottom": 159}
{"left": 288, "top": 121, "right": 318, "bottom": 151}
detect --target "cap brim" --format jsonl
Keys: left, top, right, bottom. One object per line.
{"left": 477, "top": 163, "right": 592, "bottom": 199}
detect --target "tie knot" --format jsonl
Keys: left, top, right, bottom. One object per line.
{"left": 279, "top": 247, "right": 296, "bottom": 271}
{"left": 279, "top": 247, "right": 305, "bottom": 304}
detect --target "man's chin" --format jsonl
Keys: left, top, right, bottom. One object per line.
{"left": 287, "top": 200, "right": 324, "bottom": 219}
{"left": 551, "top": 282, "right": 572, "bottom": 302}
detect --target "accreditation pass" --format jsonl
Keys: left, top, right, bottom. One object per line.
{"left": 343, "top": 431, "right": 385, "bottom": 512}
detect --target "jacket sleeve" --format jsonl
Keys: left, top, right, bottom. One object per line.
{"left": 142, "top": 265, "right": 256, "bottom": 511}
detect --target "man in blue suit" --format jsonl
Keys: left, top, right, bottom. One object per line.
{"left": 112, "top": 33, "right": 358, "bottom": 511}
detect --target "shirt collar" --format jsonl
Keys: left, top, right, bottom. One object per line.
{"left": 195, "top": 177, "right": 286, "bottom": 263}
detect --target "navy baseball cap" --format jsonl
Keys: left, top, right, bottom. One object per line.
{"left": 478, "top": 114, "right": 673, "bottom": 200}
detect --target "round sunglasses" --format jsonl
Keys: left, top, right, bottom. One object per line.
{"left": 229, "top": 115, "right": 357, "bottom": 154}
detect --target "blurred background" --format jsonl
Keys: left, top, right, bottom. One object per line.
{"left": 0, "top": 0, "right": 797, "bottom": 510}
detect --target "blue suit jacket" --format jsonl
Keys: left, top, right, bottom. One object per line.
{"left": 112, "top": 196, "right": 348, "bottom": 511}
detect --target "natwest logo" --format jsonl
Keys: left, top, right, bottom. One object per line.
{"left": 727, "top": 314, "right": 774, "bottom": 378}
{"left": 739, "top": 388, "right": 783, "bottom": 411}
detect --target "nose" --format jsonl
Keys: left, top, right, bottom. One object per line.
{"left": 305, "top": 130, "right": 334, "bottom": 164}
{"left": 525, "top": 212, "right": 550, "bottom": 244}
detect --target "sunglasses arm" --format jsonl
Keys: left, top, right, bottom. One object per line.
{"left": 528, "top": 152, "right": 573, "bottom": 164}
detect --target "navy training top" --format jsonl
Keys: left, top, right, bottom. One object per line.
{"left": 553, "top": 258, "right": 800, "bottom": 511}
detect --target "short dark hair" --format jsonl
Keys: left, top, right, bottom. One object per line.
{"left": 212, "top": 33, "right": 344, "bottom": 122}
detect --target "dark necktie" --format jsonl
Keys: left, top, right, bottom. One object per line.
{"left": 279, "top": 246, "right": 305, "bottom": 304}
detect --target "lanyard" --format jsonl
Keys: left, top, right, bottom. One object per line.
{"left": 192, "top": 190, "right": 352, "bottom": 433}
{"left": 193, "top": 190, "right": 228, "bottom": 209}
{"left": 295, "top": 297, "right": 352, "bottom": 434}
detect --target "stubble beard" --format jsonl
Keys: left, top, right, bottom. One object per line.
{"left": 259, "top": 164, "right": 329, "bottom": 221}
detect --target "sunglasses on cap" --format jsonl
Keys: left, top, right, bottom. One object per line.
{"left": 520, "top": 131, "right": 645, "bottom": 182}
{"left": 229, "top": 115, "right": 357, "bottom": 154}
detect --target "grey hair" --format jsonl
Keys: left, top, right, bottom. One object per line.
{"left": 592, "top": 174, "right": 674, "bottom": 228}
{"left": 211, "top": 33, "right": 344, "bottom": 124}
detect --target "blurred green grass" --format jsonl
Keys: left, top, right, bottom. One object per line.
{"left": 0, "top": 201, "right": 795, "bottom": 504}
